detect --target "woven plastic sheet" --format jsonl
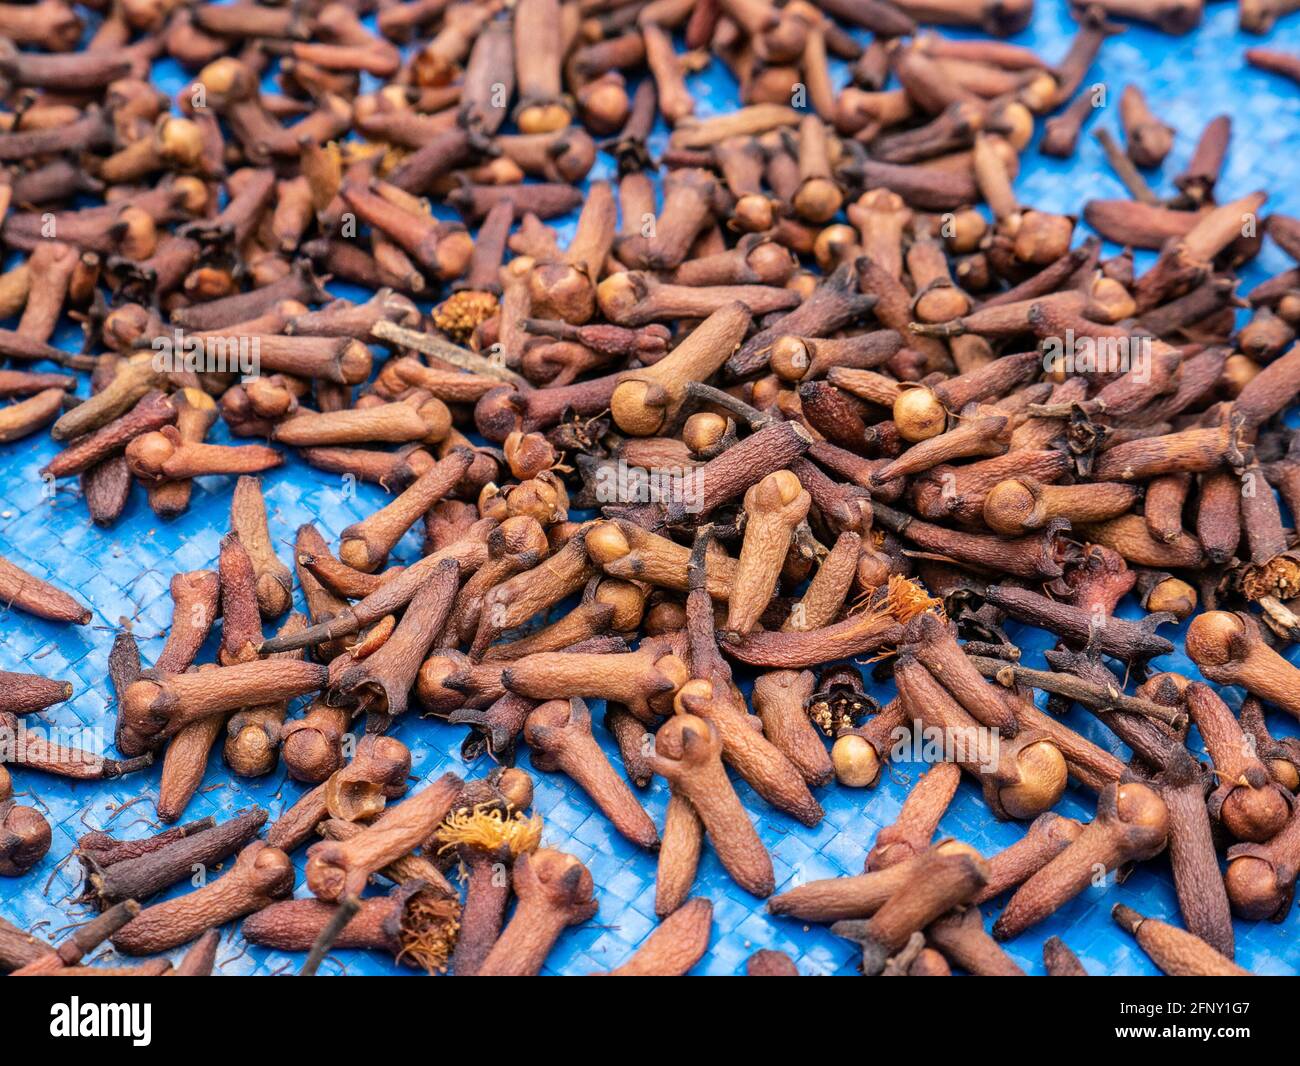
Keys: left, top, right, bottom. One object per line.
{"left": 3, "top": 0, "right": 1300, "bottom": 976}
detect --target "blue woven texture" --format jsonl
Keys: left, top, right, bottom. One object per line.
{"left": 3, "top": 0, "right": 1300, "bottom": 976}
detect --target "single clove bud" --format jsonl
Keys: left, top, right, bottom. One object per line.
{"left": 1183, "top": 681, "right": 1291, "bottom": 843}
{"left": 502, "top": 642, "right": 688, "bottom": 724}
{"left": 476, "top": 848, "right": 597, "bottom": 976}
{"left": 993, "top": 782, "right": 1169, "bottom": 940}
{"left": 0, "top": 553, "right": 91, "bottom": 624}
{"left": 1187, "top": 611, "right": 1300, "bottom": 721}
{"left": 725, "top": 471, "right": 811, "bottom": 635}
{"left": 524, "top": 697, "right": 658, "bottom": 847}
{"left": 650, "top": 713, "right": 775, "bottom": 898}
{"left": 832, "top": 847, "right": 988, "bottom": 975}
{"left": 111, "top": 841, "right": 294, "bottom": 956}
{"left": 611, "top": 303, "right": 752, "bottom": 436}
{"left": 1119, "top": 84, "right": 1174, "bottom": 167}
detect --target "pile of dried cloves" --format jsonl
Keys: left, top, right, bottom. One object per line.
{"left": 3, "top": 0, "right": 1300, "bottom": 978}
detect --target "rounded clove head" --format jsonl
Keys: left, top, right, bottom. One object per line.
{"left": 654, "top": 710, "right": 720, "bottom": 765}
{"left": 769, "top": 336, "right": 812, "bottom": 383}
{"left": 494, "top": 767, "right": 534, "bottom": 812}
{"left": 610, "top": 378, "right": 671, "bottom": 437}
{"left": 1222, "top": 354, "right": 1261, "bottom": 396}
{"left": 1221, "top": 784, "right": 1290, "bottom": 844}
{"left": 594, "top": 578, "right": 646, "bottom": 631}
{"left": 528, "top": 261, "right": 595, "bottom": 325}
{"left": 682, "top": 411, "right": 730, "bottom": 453}
{"left": 1143, "top": 576, "right": 1197, "bottom": 620}
{"left": 416, "top": 651, "right": 473, "bottom": 715}
{"left": 157, "top": 116, "right": 205, "bottom": 168}
{"left": 282, "top": 723, "right": 344, "bottom": 784}
{"left": 945, "top": 209, "right": 987, "bottom": 255}
{"left": 585, "top": 520, "right": 631, "bottom": 565}
{"left": 1225, "top": 851, "right": 1287, "bottom": 920}
{"left": 813, "top": 224, "right": 859, "bottom": 273}
{"left": 1268, "top": 758, "right": 1300, "bottom": 793}
{"left": 983, "top": 478, "right": 1043, "bottom": 535}
{"left": 752, "top": 468, "right": 804, "bottom": 512}
{"left": 504, "top": 432, "right": 559, "bottom": 481}
{"left": 644, "top": 599, "right": 687, "bottom": 635}
{"left": 735, "top": 193, "right": 776, "bottom": 234}
{"left": 1115, "top": 781, "right": 1170, "bottom": 834}
{"left": 517, "top": 102, "right": 572, "bottom": 137}
{"left": 1185, "top": 610, "right": 1247, "bottom": 668}
{"left": 831, "top": 734, "right": 879, "bottom": 787}
{"left": 225, "top": 719, "right": 279, "bottom": 778}
{"left": 516, "top": 847, "right": 597, "bottom": 920}
{"left": 595, "top": 272, "right": 642, "bottom": 322}
{"left": 1013, "top": 211, "right": 1075, "bottom": 266}
{"left": 124, "top": 427, "right": 183, "bottom": 481}
{"left": 0, "top": 803, "right": 52, "bottom": 877}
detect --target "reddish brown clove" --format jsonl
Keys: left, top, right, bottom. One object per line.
{"left": 650, "top": 713, "right": 775, "bottom": 898}
{"left": 832, "top": 848, "right": 988, "bottom": 975}
{"left": 112, "top": 841, "right": 293, "bottom": 955}
{"left": 476, "top": 848, "right": 597, "bottom": 976}
{"left": 993, "top": 783, "right": 1169, "bottom": 940}
{"left": 525, "top": 697, "right": 658, "bottom": 847}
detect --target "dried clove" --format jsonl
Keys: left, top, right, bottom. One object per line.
{"left": 112, "top": 841, "right": 294, "bottom": 956}
{"left": 476, "top": 848, "right": 597, "bottom": 976}
{"left": 524, "top": 697, "right": 658, "bottom": 847}
{"left": 993, "top": 782, "right": 1169, "bottom": 940}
